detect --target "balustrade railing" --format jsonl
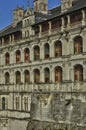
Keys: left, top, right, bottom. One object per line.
{"left": 0, "top": 82, "right": 85, "bottom": 93}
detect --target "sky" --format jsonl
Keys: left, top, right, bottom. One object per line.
{"left": 0, "top": 0, "right": 61, "bottom": 30}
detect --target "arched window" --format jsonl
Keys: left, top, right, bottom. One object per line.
{"left": 74, "top": 64, "right": 83, "bottom": 81}
{"left": 24, "top": 48, "right": 30, "bottom": 62}
{"left": 44, "top": 43, "right": 50, "bottom": 59}
{"left": 5, "top": 52, "right": 10, "bottom": 65}
{"left": 5, "top": 72, "right": 10, "bottom": 84}
{"left": 16, "top": 71, "right": 21, "bottom": 84}
{"left": 24, "top": 70, "right": 30, "bottom": 83}
{"left": 34, "top": 69, "right": 40, "bottom": 83}
{"left": 2, "top": 97, "right": 5, "bottom": 110}
{"left": 74, "top": 36, "right": 83, "bottom": 54}
{"left": 54, "top": 41, "right": 62, "bottom": 57}
{"left": 34, "top": 46, "right": 40, "bottom": 61}
{"left": 54, "top": 66, "right": 62, "bottom": 82}
{"left": 16, "top": 50, "right": 21, "bottom": 63}
{"left": 44, "top": 68, "right": 50, "bottom": 83}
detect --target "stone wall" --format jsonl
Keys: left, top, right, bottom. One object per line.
{"left": 27, "top": 92, "right": 86, "bottom": 130}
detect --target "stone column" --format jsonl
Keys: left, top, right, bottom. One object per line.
{"left": 50, "top": 42, "right": 54, "bottom": 58}
{"left": 83, "top": 31, "right": 86, "bottom": 52}
{"left": 10, "top": 70, "right": 14, "bottom": 84}
{"left": 2, "top": 54, "right": 5, "bottom": 66}
{"left": 82, "top": 9, "right": 85, "bottom": 26}
{"left": 51, "top": 67, "right": 54, "bottom": 82}
{"left": 19, "top": 94, "right": 23, "bottom": 110}
{"left": 48, "top": 21, "right": 51, "bottom": 35}
{"left": 9, "top": 93, "right": 14, "bottom": 110}
{"left": 63, "top": 63, "right": 70, "bottom": 81}
{"left": 13, "top": 51, "right": 16, "bottom": 64}
{"left": 69, "top": 38, "right": 74, "bottom": 55}
{"left": 67, "top": 15, "right": 70, "bottom": 30}
{"left": 12, "top": 34, "right": 14, "bottom": 43}
{"left": 30, "top": 46, "right": 34, "bottom": 62}
{"left": 63, "top": 37, "right": 70, "bottom": 56}
{"left": 10, "top": 51, "right": 12, "bottom": 64}
{"left": 9, "top": 35, "right": 12, "bottom": 44}
{"left": 11, "top": 70, "right": 15, "bottom": 84}
{"left": 83, "top": 64, "right": 86, "bottom": 81}
{"left": 21, "top": 49, "right": 24, "bottom": 63}
{"left": 2, "top": 38, "right": 4, "bottom": 46}
{"left": 1, "top": 53, "right": 3, "bottom": 66}
{"left": 0, "top": 72, "right": 1, "bottom": 84}
{"left": 30, "top": 70, "right": 34, "bottom": 83}
{"left": 39, "top": 25, "right": 42, "bottom": 37}
{"left": 0, "top": 71, "right": 4, "bottom": 84}
{"left": 40, "top": 68, "right": 44, "bottom": 83}
{"left": 1, "top": 71, "right": 4, "bottom": 84}
{"left": 62, "top": 38, "right": 65, "bottom": 56}
{"left": 21, "top": 71, "right": 24, "bottom": 84}
{"left": 13, "top": 70, "right": 15, "bottom": 85}
{"left": 40, "top": 44, "right": 44, "bottom": 60}
{"left": 61, "top": 17, "right": 65, "bottom": 32}
{"left": 71, "top": 67, "right": 74, "bottom": 82}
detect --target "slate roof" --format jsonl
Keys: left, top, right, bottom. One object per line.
{"left": 33, "top": 0, "right": 86, "bottom": 25}
{"left": 0, "top": 21, "right": 22, "bottom": 37}
{"left": 49, "top": 6, "right": 61, "bottom": 16}
{"left": 62, "top": 0, "right": 86, "bottom": 15}
{"left": 35, "top": 12, "right": 52, "bottom": 24}
{"left": 0, "top": 0, "right": 86, "bottom": 37}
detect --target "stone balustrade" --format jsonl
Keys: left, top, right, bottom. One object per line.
{"left": 0, "top": 82, "right": 85, "bottom": 93}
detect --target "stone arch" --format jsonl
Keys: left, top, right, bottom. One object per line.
{"left": 54, "top": 66, "right": 62, "bottom": 82}
{"left": 5, "top": 52, "right": 10, "bottom": 65}
{"left": 24, "top": 48, "right": 30, "bottom": 62}
{"left": 5, "top": 72, "right": 10, "bottom": 84}
{"left": 34, "top": 68, "right": 40, "bottom": 83}
{"left": 15, "top": 71, "right": 21, "bottom": 84}
{"left": 74, "top": 64, "right": 83, "bottom": 81}
{"left": 73, "top": 35, "right": 83, "bottom": 54}
{"left": 33, "top": 45, "right": 40, "bottom": 61}
{"left": 24, "top": 70, "right": 30, "bottom": 83}
{"left": 44, "top": 43, "right": 50, "bottom": 59}
{"left": 54, "top": 40, "right": 62, "bottom": 57}
{"left": 15, "top": 50, "right": 21, "bottom": 63}
{"left": 44, "top": 67, "right": 50, "bottom": 83}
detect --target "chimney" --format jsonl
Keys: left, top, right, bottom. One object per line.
{"left": 34, "top": 0, "right": 48, "bottom": 14}
{"left": 61, "top": 0, "right": 72, "bottom": 12}
{"left": 13, "top": 6, "right": 24, "bottom": 26}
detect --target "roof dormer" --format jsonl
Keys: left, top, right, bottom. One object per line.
{"left": 34, "top": 0, "right": 48, "bottom": 14}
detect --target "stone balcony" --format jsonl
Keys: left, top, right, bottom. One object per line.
{"left": 0, "top": 110, "right": 30, "bottom": 119}
{"left": 67, "top": 21, "right": 82, "bottom": 30}
{"left": 0, "top": 81, "right": 86, "bottom": 93}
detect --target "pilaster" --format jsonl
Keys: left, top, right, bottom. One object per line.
{"left": 30, "top": 47, "right": 34, "bottom": 62}
{"left": 39, "top": 25, "right": 42, "bottom": 37}
{"left": 67, "top": 15, "right": 70, "bottom": 30}
{"left": 48, "top": 22, "right": 51, "bottom": 35}
{"left": 40, "top": 45, "right": 44, "bottom": 60}
{"left": 82, "top": 9, "right": 86, "bottom": 26}
{"left": 50, "top": 42, "right": 54, "bottom": 58}
{"left": 61, "top": 17, "right": 65, "bottom": 32}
